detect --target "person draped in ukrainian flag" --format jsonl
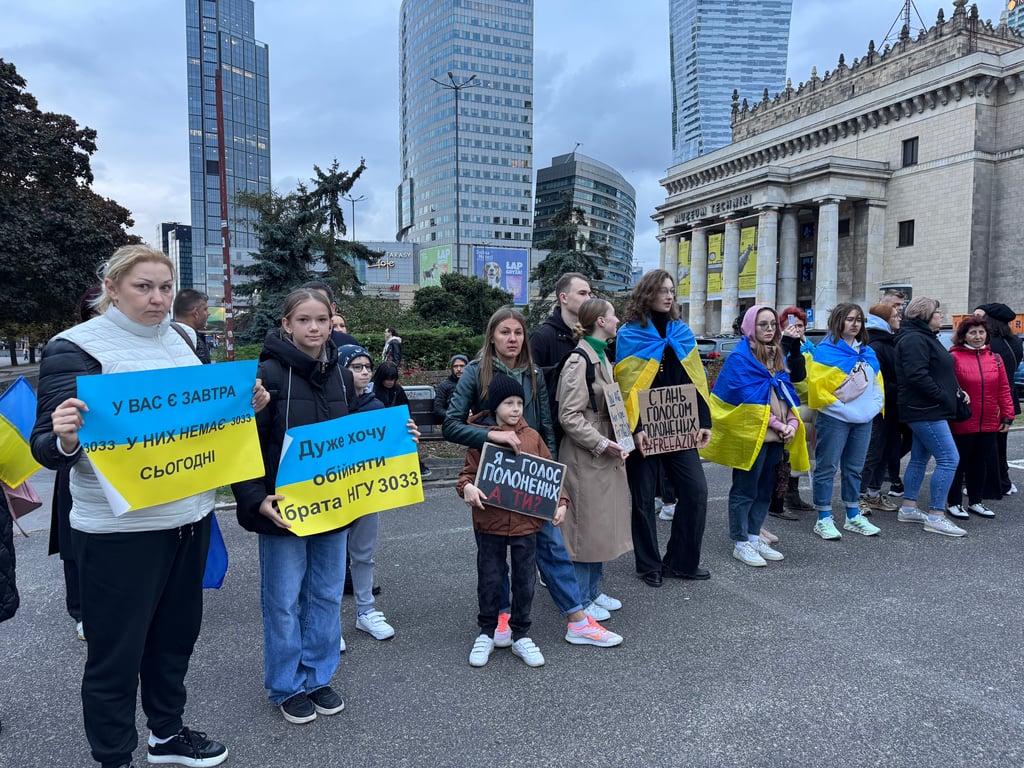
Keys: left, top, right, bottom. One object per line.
{"left": 702, "top": 306, "right": 808, "bottom": 567}
{"left": 806, "top": 303, "right": 885, "bottom": 542}
{"left": 613, "top": 269, "right": 711, "bottom": 588}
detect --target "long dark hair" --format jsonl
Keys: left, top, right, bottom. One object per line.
{"left": 623, "top": 269, "right": 678, "bottom": 326}
{"left": 477, "top": 308, "right": 538, "bottom": 402}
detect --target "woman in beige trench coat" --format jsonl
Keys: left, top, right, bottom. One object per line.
{"left": 556, "top": 298, "right": 634, "bottom": 617}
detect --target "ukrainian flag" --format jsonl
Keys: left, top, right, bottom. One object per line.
{"left": 807, "top": 337, "right": 883, "bottom": 411}
{"left": 701, "top": 339, "right": 809, "bottom": 472}
{"left": 0, "top": 376, "right": 42, "bottom": 487}
{"left": 614, "top": 320, "right": 709, "bottom": 431}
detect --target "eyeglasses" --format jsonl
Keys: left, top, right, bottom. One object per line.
{"left": 844, "top": 317, "right": 864, "bottom": 323}
{"left": 657, "top": 288, "right": 675, "bottom": 296}
{"left": 756, "top": 322, "right": 777, "bottom": 330}
{"left": 348, "top": 363, "right": 372, "bottom": 371}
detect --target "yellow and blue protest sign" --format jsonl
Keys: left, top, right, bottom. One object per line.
{"left": 0, "top": 376, "right": 42, "bottom": 487}
{"left": 276, "top": 405, "right": 423, "bottom": 537}
{"left": 76, "top": 360, "right": 263, "bottom": 515}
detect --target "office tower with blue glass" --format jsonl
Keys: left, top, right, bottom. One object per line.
{"left": 396, "top": 0, "right": 534, "bottom": 277}
{"left": 670, "top": 0, "right": 792, "bottom": 163}
{"left": 158, "top": 222, "right": 195, "bottom": 290}
{"left": 533, "top": 152, "right": 636, "bottom": 293}
{"left": 185, "top": 0, "right": 271, "bottom": 301}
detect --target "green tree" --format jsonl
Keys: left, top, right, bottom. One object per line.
{"left": 0, "top": 59, "right": 138, "bottom": 364}
{"left": 411, "top": 272, "right": 512, "bottom": 332}
{"left": 526, "top": 192, "right": 606, "bottom": 326}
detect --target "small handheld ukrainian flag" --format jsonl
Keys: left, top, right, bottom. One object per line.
{"left": 0, "top": 376, "right": 42, "bottom": 488}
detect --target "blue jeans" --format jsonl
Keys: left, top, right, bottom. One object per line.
{"left": 573, "top": 561, "right": 604, "bottom": 606}
{"left": 904, "top": 420, "right": 960, "bottom": 513}
{"left": 500, "top": 521, "right": 583, "bottom": 617}
{"left": 347, "top": 513, "right": 378, "bottom": 615}
{"left": 259, "top": 529, "right": 347, "bottom": 705}
{"left": 813, "top": 412, "right": 872, "bottom": 513}
{"left": 729, "top": 442, "right": 783, "bottom": 541}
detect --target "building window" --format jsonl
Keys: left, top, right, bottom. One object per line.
{"left": 898, "top": 220, "right": 915, "bottom": 247}
{"left": 902, "top": 137, "right": 919, "bottom": 167}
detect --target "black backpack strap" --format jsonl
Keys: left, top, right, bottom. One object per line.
{"left": 564, "top": 348, "right": 597, "bottom": 413}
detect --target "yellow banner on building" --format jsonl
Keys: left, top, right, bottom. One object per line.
{"left": 738, "top": 225, "right": 758, "bottom": 295}
{"left": 676, "top": 239, "right": 691, "bottom": 297}
{"left": 706, "top": 232, "right": 723, "bottom": 295}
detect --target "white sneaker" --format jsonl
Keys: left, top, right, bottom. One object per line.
{"left": 733, "top": 541, "right": 767, "bottom": 567}
{"left": 968, "top": 502, "right": 995, "bottom": 518}
{"left": 339, "top": 634, "right": 346, "bottom": 653}
{"left": 511, "top": 637, "right": 545, "bottom": 667}
{"left": 592, "top": 593, "right": 622, "bottom": 611}
{"left": 1009, "top": 483, "right": 1018, "bottom": 495}
{"left": 658, "top": 503, "right": 676, "bottom": 521}
{"left": 76, "top": 621, "right": 86, "bottom": 642}
{"left": 469, "top": 634, "right": 494, "bottom": 667}
{"left": 947, "top": 504, "right": 968, "bottom": 520}
{"left": 897, "top": 507, "right": 928, "bottom": 523}
{"left": 355, "top": 610, "right": 395, "bottom": 640}
{"left": 583, "top": 602, "right": 611, "bottom": 622}
{"left": 753, "top": 539, "right": 784, "bottom": 561}
{"left": 923, "top": 516, "right": 967, "bottom": 537}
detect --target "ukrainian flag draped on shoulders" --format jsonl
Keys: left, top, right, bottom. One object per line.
{"left": 613, "top": 319, "right": 709, "bottom": 431}
{"left": 701, "top": 338, "right": 809, "bottom": 472}
{"left": 807, "top": 337, "right": 883, "bottom": 411}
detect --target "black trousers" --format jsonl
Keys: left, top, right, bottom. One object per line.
{"left": 73, "top": 515, "right": 211, "bottom": 768}
{"left": 627, "top": 448, "right": 708, "bottom": 576}
{"left": 996, "top": 430, "right": 1013, "bottom": 493}
{"left": 475, "top": 531, "right": 536, "bottom": 641}
{"left": 948, "top": 432, "right": 999, "bottom": 506}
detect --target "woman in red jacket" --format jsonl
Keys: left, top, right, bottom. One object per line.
{"left": 946, "top": 316, "right": 1015, "bottom": 519}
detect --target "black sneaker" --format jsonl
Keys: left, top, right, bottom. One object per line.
{"left": 147, "top": 727, "right": 227, "bottom": 767}
{"left": 888, "top": 481, "right": 904, "bottom": 497}
{"left": 308, "top": 686, "right": 345, "bottom": 715}
{"left": 280, "top": 692, "right": 316, "bottom": 724}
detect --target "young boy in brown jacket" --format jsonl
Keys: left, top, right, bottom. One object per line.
{"left": 458, "top": 373, "right": 567, "bottom": 668}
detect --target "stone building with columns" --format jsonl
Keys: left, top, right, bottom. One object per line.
{"left": 655, "top": 1, "right": 1024, "bottom": 332}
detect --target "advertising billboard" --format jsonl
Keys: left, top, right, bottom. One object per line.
{"left": 472, "top": 246, "right": 529, "bottom": 304}
{"left": 361, "top": 241, "right": 415, "bottom": 286}
{"left": 418, "top": 245, "right": 452, "bottom": 287}
{"left": 676, "top": 239, "right": 691, "bottom": 298}
{"left": 738, "top": 226, "right": 758, "bottom": 296}
{"left": 706, "top": 232, "right": 723, "bottom": 296}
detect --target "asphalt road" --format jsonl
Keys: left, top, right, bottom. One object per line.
{"left": 2, "top": 432, "right": 1023, "bottom": 768}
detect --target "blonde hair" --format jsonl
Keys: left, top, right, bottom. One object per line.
{"left": 95, "top": 244, "right": 175, "bottom": 314}
{"left": 572, "top": 298, "right": 613, "bottom": 341}
{"left": 904, "top": 296, "right": 940, "bottom": 322}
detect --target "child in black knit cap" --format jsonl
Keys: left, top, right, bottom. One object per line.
{"left": 456, "top": 373, "right": 567, "bottom": 668}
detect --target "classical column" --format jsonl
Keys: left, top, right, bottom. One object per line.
{"left": 813, "top": 196, "right": 844, "bottom": 329}
{"left": 657, "top": 235, "right": 668, "bottom": 272}
{"left": 665, "top": 231, "right": 680, "bottom": 287}
{"left": 755, "top": 207, "right": 779, "bottom": 307}
{"left": 690, "top": 227, "right": 708, "bottom": 334}
{"left": 862, "top": 200, "right": 887, "bottom": 306}
{"left": 721, "top": 218, "right": 741, "bottom": 333}
{"left": 778, "top": 208, "right": 799, "bottom": 309}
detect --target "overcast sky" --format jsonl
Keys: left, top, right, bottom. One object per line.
{"left": 1, "top": 0, "right": 1008, "bottom": 272}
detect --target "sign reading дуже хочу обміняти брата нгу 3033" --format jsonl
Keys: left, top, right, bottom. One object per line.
{"left": 473, "top": 443, "right": 565, "bottom": 521}
{"left": 639, "top": 384, "right": 700, "bottom": 455}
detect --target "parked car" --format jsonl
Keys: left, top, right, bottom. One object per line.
{"left": 1015, "top": 358, "right": 1024, "bottom": 400}
{"left": 696, "top": 336, "right": 741, "bottom": 363}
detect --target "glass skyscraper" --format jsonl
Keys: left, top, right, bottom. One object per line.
{"left": 533, "top": 152, "right": 636, "bottom": 293}
{"left": 670, "top": 0, "right": 792, "bottom": 164}
{"left": 185, "top": 0, "right": 271, "bottom": 302}
{"left": 396, "top": 0, "right": 534, "bottom": 276}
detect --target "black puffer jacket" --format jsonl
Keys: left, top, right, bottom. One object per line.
{"left": 232, "top": 330, "right": 355, "bottom": 536}
{"left": 0, "top": 493, "right": 17, "bottom": 624}
{"left": 868, "top": 324, "right": 899, "bottom": 420}
{"left": 530, "top": 310, "right": 575, "bottom": 371}
{"left": 895, "top": 319, "right": 958, "bottom": 423}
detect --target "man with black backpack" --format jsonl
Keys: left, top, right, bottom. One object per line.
{"left": 531, "top": 272, "right": 592, "bottom": 392}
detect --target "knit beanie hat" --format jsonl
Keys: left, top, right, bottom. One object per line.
{"left": 976, "top": 303, "right": 1016, "bottom": 323}
{"left": 337, "top": 344, "right": 372, "bottom": 369}
{"left": 450, "top": 354, "right": 469, "bottom": 367}
{"left": 487, "top": 373, "right": 525, "bottom": 413}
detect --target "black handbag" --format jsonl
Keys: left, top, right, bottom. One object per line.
{"left": 954, "top": 388, "right": 972, "bottom": 422}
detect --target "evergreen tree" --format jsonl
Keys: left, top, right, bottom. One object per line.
{"left": 412, "top": 272, "right": 512, "bottom": 332}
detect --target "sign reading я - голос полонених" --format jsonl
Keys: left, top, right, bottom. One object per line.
{"left": 274, "top": 405, "right": 424, "bottom": 536}
{"left": 473, "top": 442, "right": 566, "bottom": 521}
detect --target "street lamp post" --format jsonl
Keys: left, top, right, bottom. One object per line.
{"left": 344, "top": 194, "right": 365, "bottom": 242}
{"left": 431, "top": 71, "right": 479, "bottom": 275}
